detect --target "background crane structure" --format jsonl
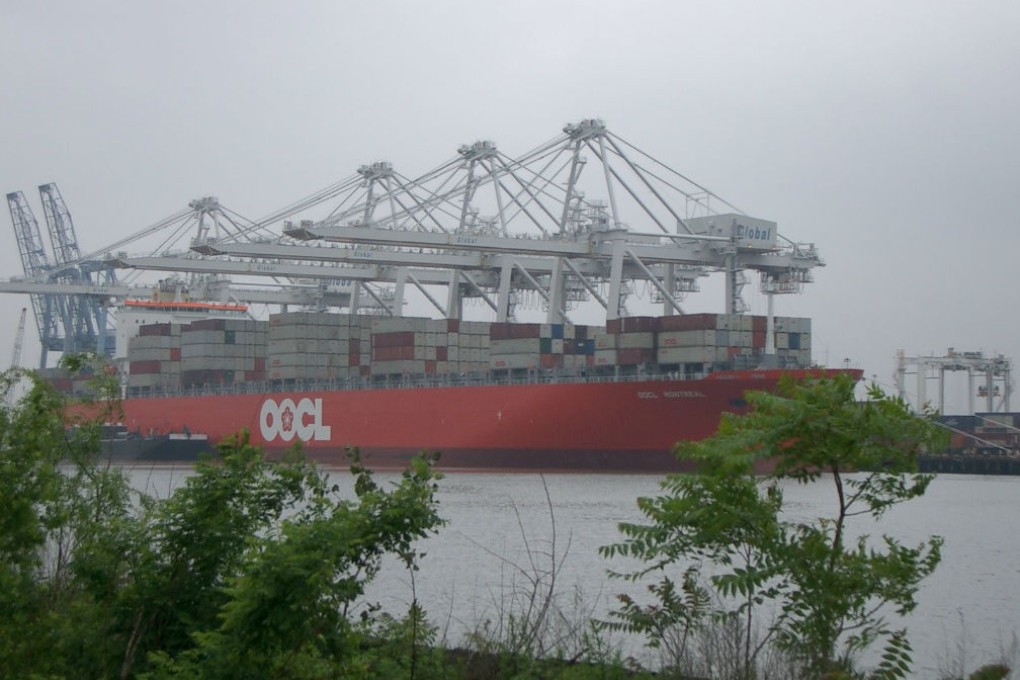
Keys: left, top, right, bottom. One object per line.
{"left": 4, "top": 120, "right": 823, "bottom": 369}
{"left": 5, "top": 307, "right": 27, "bottom": 406}
{"left": 9, "top": 307, "right": 27, "bottom": 370}
{"left": 896, "top": 348, "right": 1014, "bottom": 414}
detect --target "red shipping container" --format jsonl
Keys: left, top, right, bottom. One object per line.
{"left": 752, "top": 315, "right": 767, "bottom": 332}
{"left": 609, "top": 317, "right": 660, "bottom": 334}
{"left": 425, "top": 360, "right": 437, "bottom": 374}
{"left": 658, "top": 313, "right": 718, "bottom": 332}
{"left": 446, "top": 319, "right": 461, "bottom": 333}
{"left": 188, "top": 318, "right": 227, "bottom": 331}
{"left": 616, "top": 348, "right": 655, "bottom": 366}
{"left": 130, "top": 360, "right": 162, "bottom": 375}
{"left": 139, "top": 323, "right": 173, "bottom": 337}
{"left": 254, "top": 357, "right": 266, "bottom": 370}
{"left": 436, "top": 346, "right": 448, "bottom": 361}
{"left": 539, "top": 354, "right": 563, "bottom": 369}
{"left": 372, "top": 331, "right": 416, "bottom": 348}
{"left": 489, "top": 322, "right": 513, "bottom": 340}
{"left": 170, "top": 348, "right": 182, "bottom": 361}
{"left": 508, "top": 323, "right": 542, "bottom": 339}
{"left": 752, "top": 331, "right": 766, "bottom": 348}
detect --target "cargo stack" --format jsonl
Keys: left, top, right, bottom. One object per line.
{"left": 490, "top": 322, "right": 598, "bottom": 373}
{"left": 773, "top": 316, "right": 812, "bottom": 367}
{"left": 268, "top": 312, "right": 360, "bottom": 382}
{"left": 369, "top": 316, "right": 430, "bottom": 377}
{"left": 657, "top": 314, "right": 753, "bottom": 367}
{"left": 449, "top": 320, "right": 491, "bottom": 375}
{"left": 127, "top": 323, "right": 182, "bottom": 393}
{"left": 181, "top": 318, "right": 267, "bottom": 387}
{"left": 653, "top": 314, "right": 811, "bottom": 370}
{"left": 562, "top": 324, "right": 596, "bottom": 373}
{"left": 110, "top": 311, "right": 814, "bottom": 392}
{"left": 592, "top": 317, "right": 659, "bottom": 372}
{"left": 489, "top": 322, "right": 541, "bottom": 371}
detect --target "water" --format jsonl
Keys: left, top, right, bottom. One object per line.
{"left": 129, "top": 465, "right": 1020, "bottom": 677}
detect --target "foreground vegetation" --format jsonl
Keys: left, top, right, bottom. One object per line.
{"left": 0, "top": 362, "right": 1012, "bottom": 678}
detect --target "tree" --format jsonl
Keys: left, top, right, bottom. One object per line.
{"left": 0, "top": 359, "right": 136, "bottom": 678}
{"left": 602, "top": 374, "right": 948, "bottom": 679}
{"left": 0, "top": 358, "right": 446, "bottom": 679}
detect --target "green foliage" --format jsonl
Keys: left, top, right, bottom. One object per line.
{"left": 966, "top": 664, "right": 1011, "bottom": 680}
{"left": 603, "top": 374, "right": 949, "bottom": 679}
{"left": 0, "top": 359, "right": 447, "bottom": 679}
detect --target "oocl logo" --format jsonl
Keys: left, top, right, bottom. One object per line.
{"left": 259, "top": 397, "right": 332, "bottom": 442}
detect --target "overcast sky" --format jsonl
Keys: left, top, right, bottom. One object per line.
{"left": 2, "top": 0, "right": 1018, "bottom": 412}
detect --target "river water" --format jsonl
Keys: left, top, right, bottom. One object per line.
{"left": 130, "top": 466, "right": 1020, "bottom": 677}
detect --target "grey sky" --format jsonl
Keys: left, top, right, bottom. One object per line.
{"left": 2, "top": 0, "right": 1018, "bottom": 412}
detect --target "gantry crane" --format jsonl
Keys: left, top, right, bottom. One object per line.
{"left": 7, "top": 190, "right": 63, "bottom": 367}
{"left": 896, "top": 349, "right": 1013, "bottom": 414}
{"left": 5, "top": 120, "right": 826, "bottom": 366}
{"left": 39, "top": 183, "right": 114, "bottom": 355}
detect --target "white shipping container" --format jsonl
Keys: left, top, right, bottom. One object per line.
{"left": 129, "top": 335, "right": 175, "bottom": 351}
{"left": 594, "top": 333, "right": 617, "bottom": 350}
{"left": 129, "top": 348, "right": 172, "bottom": 362}
{"left": 564, "top": 354, "right": 589, "bottom": 372}
{"left": 490, "top": 338, "right": 542, "bottom": 354}
{"left": 371, "top": 316, "right": 428, "bottom": 333}
{"left": 656, "top": 346, "right": 717, "bottom": 364}
{"left": 617, "top": 332, "right": 655, "bottom": 350}
{"left": 268, "top": 325, "right": 310, "bottom": 342}
{"left": 181, "top": 329, "right": 223, "bottom": 345}
{"left": 658, "top": 330, "right": 717, "bottom": 348}
{"left": 489, "top": 354, "right": 536, "bottom": 370}
{"left": 593, "top": 349, "right": 617, "bottom": 366}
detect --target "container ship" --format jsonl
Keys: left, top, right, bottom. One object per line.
{"left": 13, "top": 122, "right": 855, "bottom": 471}
{"left": 59, "top": 308, "right": 855, "bottom": 472}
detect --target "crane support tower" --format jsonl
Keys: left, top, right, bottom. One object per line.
{"left": 10, "top": 307, "right": 27, "bottom": 370}
{"left": 896, "top": 348, "right": 1013, "bottom": 414}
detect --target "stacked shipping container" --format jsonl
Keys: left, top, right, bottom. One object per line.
{"left": 127, "top": 323, "right": 181, "bottom": 391}
{"left": 489, "top": 323, "right": 596, "bottom": 372}
{"left": 269, "top": 312, "right": 366, "bottom": 381}
{"left": 181, "top": 319, "right": 267, "bottom": 387}
{"left": 120, "top": 312, "right": 813, "bottom": 395}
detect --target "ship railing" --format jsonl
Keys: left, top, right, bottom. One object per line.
{"left": 124, "top": 368, "right": 724, "bottom": 400}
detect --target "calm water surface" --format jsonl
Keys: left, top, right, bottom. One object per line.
{"left": 130, "top": 466, "right": 1020, "bottom": 677}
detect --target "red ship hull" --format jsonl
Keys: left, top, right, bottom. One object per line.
{"left": 112, "top": 369, "right": 855, "bottom": 472}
